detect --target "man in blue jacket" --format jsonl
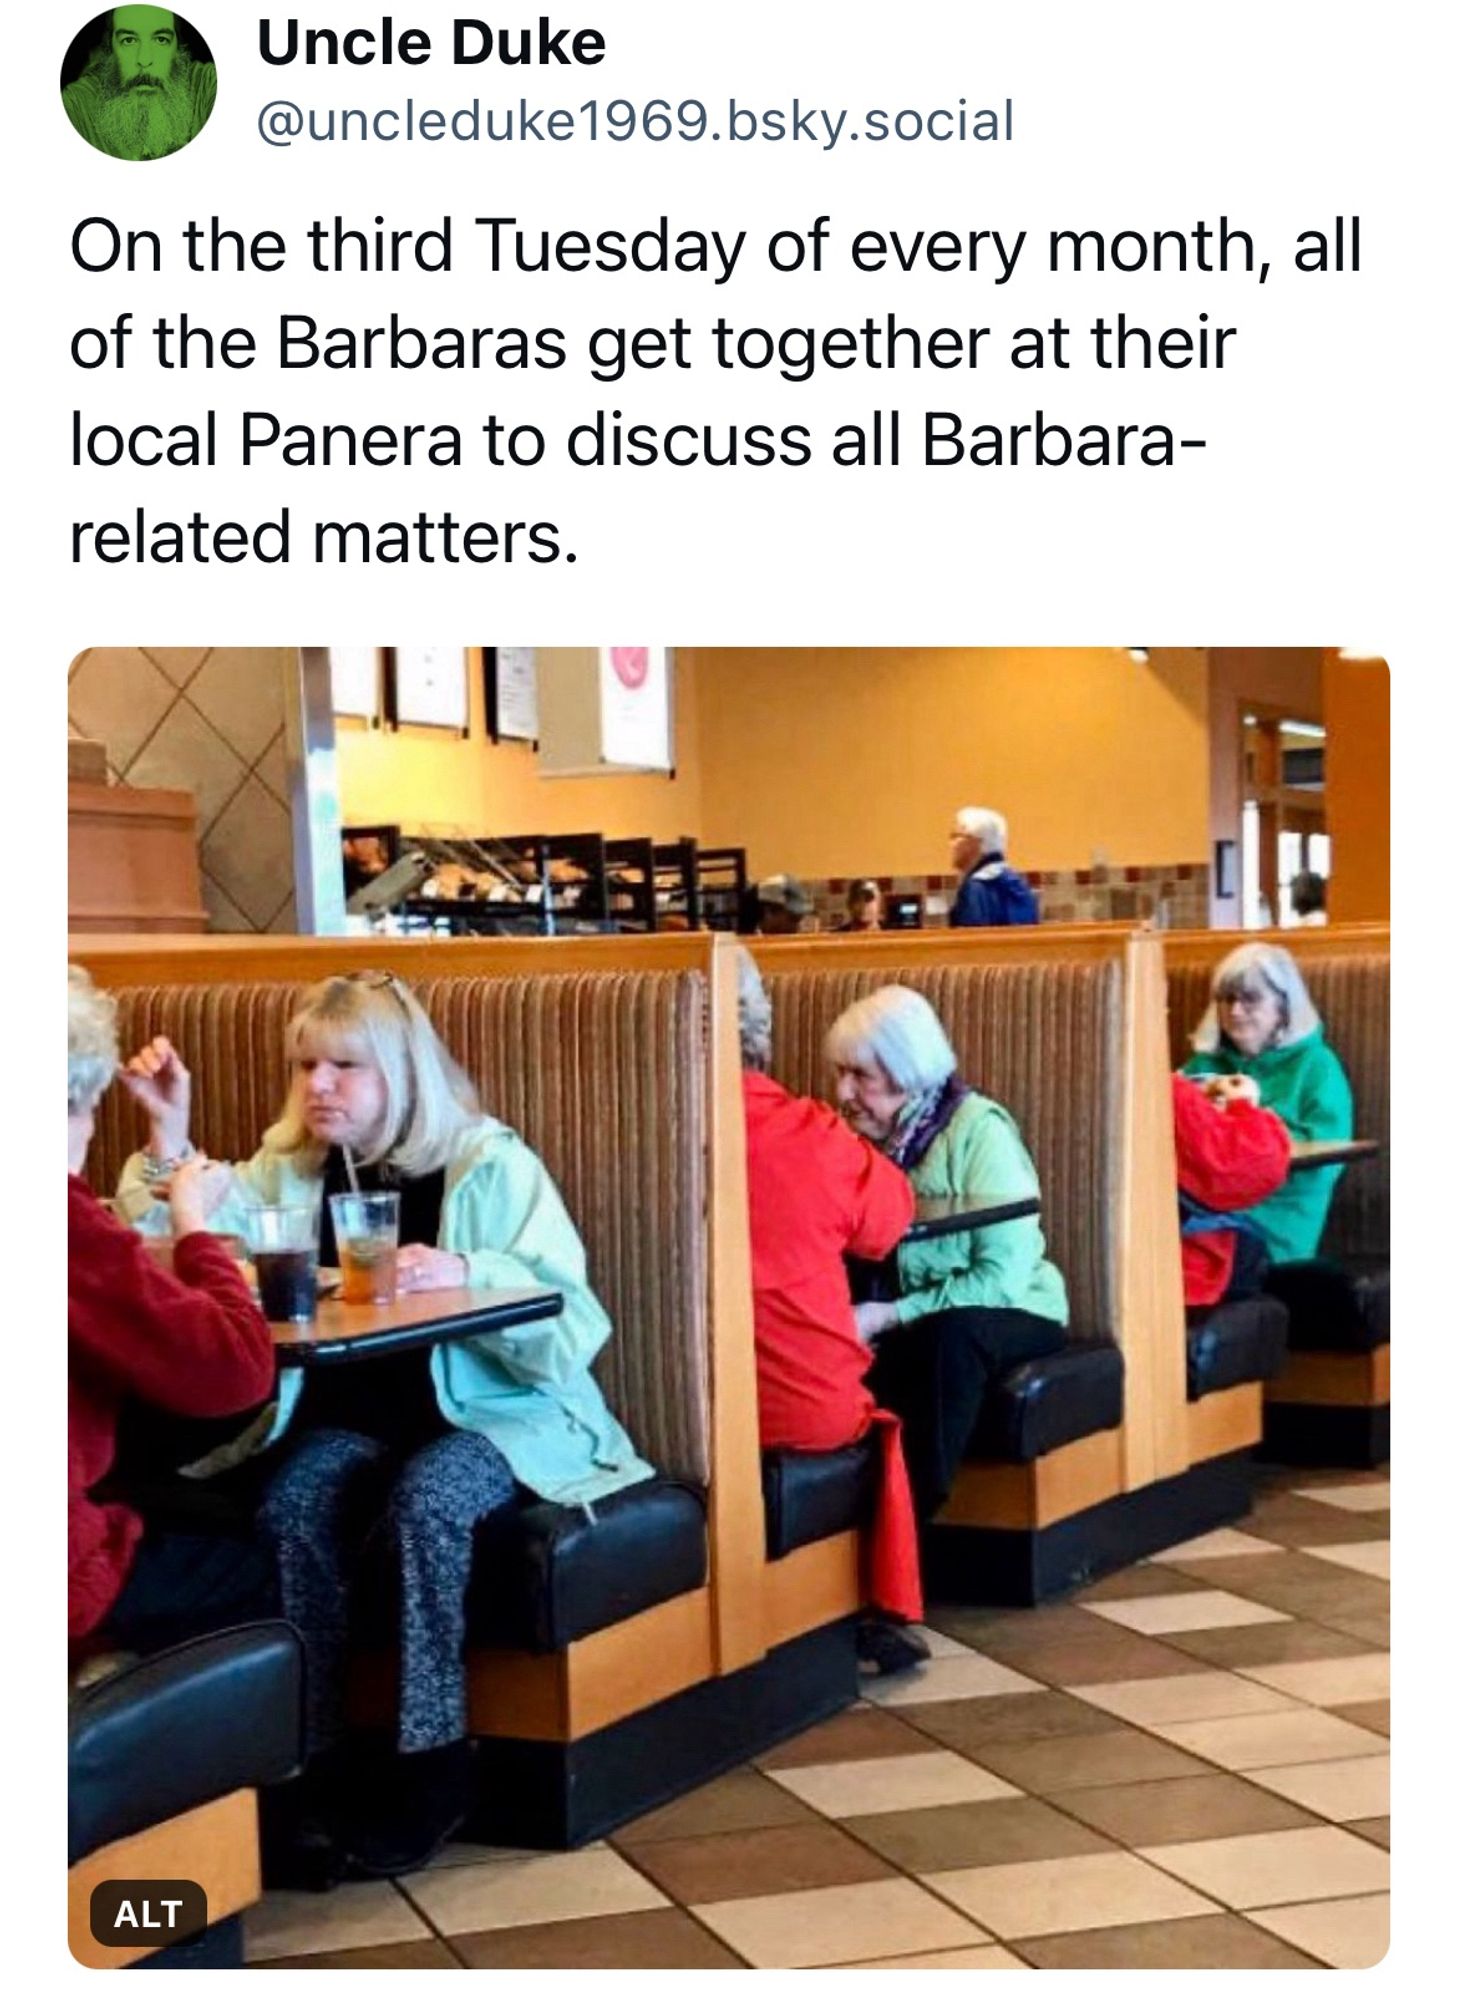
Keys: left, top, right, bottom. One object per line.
{"left": 948, "top": 806, "right": 1040, "bottom": 927}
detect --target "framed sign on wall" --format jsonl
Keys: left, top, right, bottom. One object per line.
{"left": 328, "top": 647, "right": 383, "bottom": 721}
{"left": 486, "top": 647, "right": 539, "bottom": 742}
{"left": 386, "top": 647, "right": 470, "bottom": 732}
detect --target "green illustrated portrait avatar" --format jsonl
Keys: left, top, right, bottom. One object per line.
{"left": 61, "top": 8, "right": 216, "bottom": 160}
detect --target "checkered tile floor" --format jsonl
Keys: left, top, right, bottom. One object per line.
{"left": 246, "top": 1466, "right": 1390, "bottom": 1970}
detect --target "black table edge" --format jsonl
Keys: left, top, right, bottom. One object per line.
{"left": 906, "top": 1195, "right": 1041, "bottom": 1241}
{"left": 281, "top": 1288, "right": 565, "bottom": 1366}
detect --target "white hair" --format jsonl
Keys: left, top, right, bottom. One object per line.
{"left": 825, "top": 986, "right": 958, "bottom": 1095}
{"left": 954, "top": 805, "right": 1008, "bottom": 854}
{"left": 736, "top": 948, "right": 773, "bottom": 1071}
{"left": 1191, "top": 942, "right": 1323, "bottom": 1052}
{"left": 68, "top": 965, "right": 119, "bottom": 1115}
{"left": 265, "top": 973, "right": 480, "bottom": 1175}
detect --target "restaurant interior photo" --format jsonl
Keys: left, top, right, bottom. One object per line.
{"left": 66, "top": 645, "right": 1391, "bottom": 1972}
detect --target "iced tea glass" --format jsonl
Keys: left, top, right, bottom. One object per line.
{"left": 329, "top": 1191, "right": 401, "bottom": 1306}
{"left": 247, "top": 1205, "right": 319, "bottom": 1322}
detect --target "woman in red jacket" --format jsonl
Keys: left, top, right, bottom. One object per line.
{"left": 68, "top": 966, "right": 279, "bottom": 1653}
{"left": 1173, "top": 1071, "right": 1292, "bottom": 1306}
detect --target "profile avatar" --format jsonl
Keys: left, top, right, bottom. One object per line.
{"left": 61, "top": 8, "right": 216, "bottom": 160}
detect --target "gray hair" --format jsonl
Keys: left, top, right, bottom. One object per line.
{"left": 825, "top": 985, "right": 958, "bottom": 1095}
{"left": 68, "top": 965, "right": 119, "bottom": 1115}
{"left": 954, "top": 805, "right": 1008, "bottom": 854}
{"left": 1192, "top": 942, "right": 1323, "bottom": 1052}
{"left": 736, "top": 949, "right": 773, "bottom": 1072}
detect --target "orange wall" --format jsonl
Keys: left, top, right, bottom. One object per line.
{"left": 1322, "top": 654, "right": 1390, "bottom": 921}
{"left": 338, "top": 649, "right": 703, "bottom": 842}
{"left": 681, "top": 648, "right": 1210, "bottom": 878}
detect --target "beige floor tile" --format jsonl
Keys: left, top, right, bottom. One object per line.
{"left": 1246, "top": 1754, "right": 1390, "bottom": 1821}
{"left": 1248, "top": 1892, "right": 1391, "bottom": 1968}
{"left": 244, "top": 1882, "right": 429, "bottom": 1962}
{"left": 1235, "top": 1651, "right": 1390, "bottom": 1707}
{"left": 1068, "top": 1670, "right": 1300, "bottom": 1726}
{"left": 401, "top": 1847, "right": 669, "bottom": 1936}
{"left": 1300, "top": 1540, "right": 1390, "bottom": 1580}
{"left": 691, "top": 1877, "right": 989, "bottom": 1968}
{"left": 1152, "top": 1529, "right": 1284, "bottom": 1561}
{"left": 1292, "top": 1481, "right": 1390, "bottom": 1513}
{"left": 1139, "top": 1825, "right": 1390, "bottom": 1909}
{"left": 845, "top": 1945, "right": 1028, "bottom": 1968}
{"left": 767, "top": 1747, "right": 1019, "bottom": 1817}
{"left": 1087, "top": 1590, "right": 1289, "bottom": 1634}
{"left": 924, "top": 1849, "right": 1217, "bottom": 1939}
{"left": 1149, "top": 1707, "right": 1388, "bottom": 1771}
{"left": 861, "top": 1651, "right": 1043, "bottom": 1708}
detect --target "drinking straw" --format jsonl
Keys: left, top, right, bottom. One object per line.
{"left": 343, "top": 1143, "right": 361, "bottom": 1195}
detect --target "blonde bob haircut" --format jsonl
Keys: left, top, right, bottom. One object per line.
{"left": 825, "top": 985, "right": 959, "bottom": 1098}
{"left": 69, "top": 964, "right": 119, "bottom": 1116}
{"left": 1191, "top": 942, "right": 1323, "bottom": 1054}
{"left": 265, "top": 973, "right": 480, "bottom": 1176}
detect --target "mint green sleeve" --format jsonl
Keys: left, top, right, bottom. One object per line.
{"left": 895, "top": 1109, "right": 1046, "bottom": 1323}
{"left": 114, "top": 1147, "right": 282, "bottom": 1236}
{"left": 445, "top": 1138, "right": 613, "bottom": 1387}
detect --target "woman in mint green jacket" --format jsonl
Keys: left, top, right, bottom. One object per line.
{"left": 1181, "top": 941, "right": 1354, "bottom": 1265}
{"left": 117, "top": 971, "right": 651, "bottom": 1875}
{"left": 825, "top": 986, "right": 1068, "bottom": 1518}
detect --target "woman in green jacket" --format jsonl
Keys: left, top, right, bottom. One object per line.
{"left": 1181, "top": 942, "right": 1353, "bottom": 1265}
{"left": 825, "top": 986, "right": 1068, "bottom": 1518}
{"left": 118, "top": 971, "right": 651, "bottom": 1874}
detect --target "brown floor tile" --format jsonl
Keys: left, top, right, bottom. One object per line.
{"left": 613, "top": 1768, "right": 817, "bottom": 1847}
{"left": 1242, "top": 1499, "right": 1392, "bottom": 1548}
{"left": 924, "top": 1602, "right": 1108, "bottom": 1655}
{"left": 896, "top": 1690, "right": 1113, "bottom": 1754}
{"left": 1047, "top": 1772, "right": 1319, "bottom": 1845}
{"left": 1206, "top": 1569, "right": 1389, "bottom": 1625}
{"left": 1075, "top": 1564, "right": 1215, "bottom": 1602}
{"left": 1018, "top": 1912, "right": 1320, "bottom": 1969}
{"left": 623, "top": 1822, "right": 895, "bottom": 1905}
{"left": 757, "top": 1707, "right": 931, "bottom": 1769}
{"left": 1320, "top": 1611, "right": 1389, "bottom": 1648}
{"left": 451, "top": 1908, "right": 745, "bottom": 1969}
{"left": 1331, "top": 1699, "right": 1390, "bottom": 1734}
{"left": 256, "top": 1940, "right": 461, "bottom": 1970}
{"left": 968, "top": 1725, "right": 1211, "bottom": 1793}
{"left": 1157, "top": 1619, "right": 1372, "bottom": 1669}
{"left": 972, "top": 1630, "right": 1216, "bottom": 1688}
{"left": 1348, "top": 1817, "right": 1391, "bottom": 1849}
{"left": 844, "top": 1795, "right": 1114, "bottom": 1872}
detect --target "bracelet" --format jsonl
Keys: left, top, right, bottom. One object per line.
{"left": 140, "top": 1142, "right": 196, "bottom": 1186}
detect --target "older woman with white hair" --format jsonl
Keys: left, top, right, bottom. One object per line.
{"left": 825, "top": 986, "right": 1068, "bottom": 1519}
{"left": 948, "top": 806, "right": 1039, "bottom": 927}
{"left": 68, "top": 967, "right": 277, "bottom": 1655}
{"left": 116, "top": 970, "right": 652, "bottom": 1876}
{"left": 1182, "top": 942, "right": 1353, "bottom": 1264}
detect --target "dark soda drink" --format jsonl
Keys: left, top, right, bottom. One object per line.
{"left": 255, "top": 1247, "right": 318, "bottom": 1322}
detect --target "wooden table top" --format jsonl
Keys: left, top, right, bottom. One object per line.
{"left": 268, "top": 1283, "right": 563, "bottom": 1366}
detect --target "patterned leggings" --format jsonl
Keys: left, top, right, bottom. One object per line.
{"left": 259, "top": 1427, "right": 517, "bottom": 1756}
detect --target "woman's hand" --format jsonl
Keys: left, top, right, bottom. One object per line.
{"left": 166, "top": 1157, "right": 235, "bottom": 1239}
{"left": 396, "top": 1244, "right": 470, "bottom": 1293}
{"left": 854, "top": 1299, "right": 901, "bottom": 1344}
{"left": 1199, "top": 1072, "right": 1261, "bottom": 1111}
{"left": 123, "top": 1037, "right": 193, "bottom": 1157}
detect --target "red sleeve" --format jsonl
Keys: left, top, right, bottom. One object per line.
{"left": 836, "top": 1126, "right": 916, "bottom": 1261}
{"left": 1172, "top": 1078, "right": 1292, "bottom": 1212}
{"left": 68, "top": 1180, "right": 276, "bottom": 1416}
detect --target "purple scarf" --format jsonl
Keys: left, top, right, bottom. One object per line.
{"left": 885, "top": 1075, "right": 972, "bottom": 1173}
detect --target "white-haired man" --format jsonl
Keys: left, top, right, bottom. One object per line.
{"left": 948, "top": 807, "right": 1039, "bottom": 927}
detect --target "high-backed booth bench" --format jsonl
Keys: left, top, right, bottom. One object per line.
{"left": 1166, "top": 925, "right": 1391, "bottom": 1466}
{"left": 755, "top": 925, "right": 1286, "bottom": 1601}
{"left": 72, "top": 932, "right": 858, "bottom": 1850}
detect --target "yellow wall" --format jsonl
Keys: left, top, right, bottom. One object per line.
{"left": 681, "top": 648, "right": 1210, "bottom": 877}
{"left": 338, "top": 649, "right": 703, "bottom": 842}
{"left": 1323, "top": 654, "right": 1390, "bottom": 921}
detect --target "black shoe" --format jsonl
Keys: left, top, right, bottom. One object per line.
{"left": 259, "top": 1781, "right": 347, "bottom": 1894}
{"left": 857, "top": 1616, "right": 932, "bottom": 1678}
{"left": 339, "top": 1740, "right": 477, "bottom": 1879}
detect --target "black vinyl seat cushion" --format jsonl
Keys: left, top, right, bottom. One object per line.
{"left": 968, "top": 1338, "right": 1125, "bottom": 1463}
{"left": 1186, "top": 1295, "right": 1290, "bottom": 1400}
{"left": 1264, "top": 1256, "right": 1390, "bottom": 1354}
{"left": 69, "top": 1621, "right": 304, "bottom": 1865}
{"left": 466, "top": 1478, "right": 707, "bottom": 1653}
{"left": 762, "top": 1443, "right": 878, "bottom": 1560}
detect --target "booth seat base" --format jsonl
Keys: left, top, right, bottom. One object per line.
{"left": 124, "top": 1913, "right": 244, "bottom": 1971}
{"left": 923, "top": 1449, "right": 1255, "bottom": 1606}
{"left": 465, "top": 1618, "right": 858, "bottom": 1850}
{"left": 1261, "top": 1397, "right": 1390, "bottom": 1469}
